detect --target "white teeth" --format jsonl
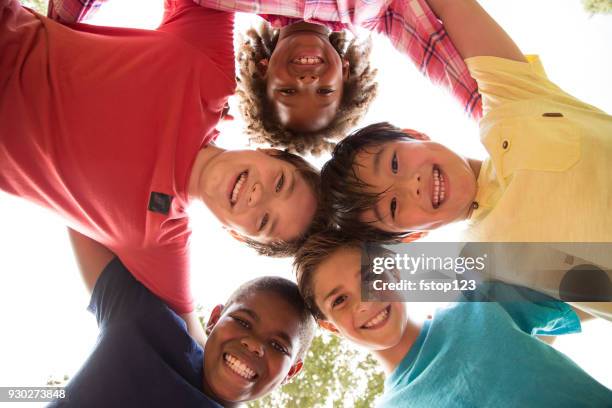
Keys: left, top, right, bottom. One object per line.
{"left": 432, "top": 167, "right": 445, "bottom": 208}
{"left": 231, "top": 172, "right": 247, "bottom": 205}
{"left": 292, "top": 56, "right": 323, "bottom": 65}
{"left": 363, "top": 307, "right": 389, "bottom": 328}
{"left": 224, "top": 354, "right": 256, "bottom": 380}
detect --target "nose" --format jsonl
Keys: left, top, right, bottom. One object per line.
{"left": 248, "top": 183, "right": 263, "bottom": 207}
{"left": 297, "top": 74, "right": 318, "bottom": 85}
{"left": 357, "top": 301, "right": 372, "bottom": 314}
{"left": 397, "top": 173, "right": 422, "bottom": 201}
{"left": 241, "top": 337, "right": 264, "bottom": 357}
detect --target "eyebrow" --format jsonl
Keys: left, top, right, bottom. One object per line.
{"left": 372, "top": 146, "right": 384, "bottom": 178}
{"left": 323, "top": 287, "right": 341, "bottom": 303}
{"left": 236, "top": 308, "right": 260, "bottom": 322}
{"left": 237, "top": 308, "right": 294, "bottom": 348}
{"left": 372, "top": 202, "right": 385, "bottom": 224}
{"left": 322, "top": 269, "right": 361, "bottom": 303}
{"left": 275, "top": 330, "right": 294, "bottom": 349}
{"left": 270, "top": 171, "right": 296, "bottom": 238}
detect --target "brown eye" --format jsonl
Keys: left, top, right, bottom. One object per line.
{"left": 391, "top": 153, "right": 398, "bottom": 173}
{"left": 390, "top": 198, "right": 397, "bottom": 219}
{"left": 271, "top": 341, "right": 289, "bottom": 355}
{"left": 332, "top": 295, "right": 347, "bottom": 308}
{"left": 279, "top": 89, "right": 296, "bottom": 96}
{"left": 317, "top": 88, "right": 334, "bottom": 95}
{"left": 275, "top": 173, "right": 285, "bottom": 193}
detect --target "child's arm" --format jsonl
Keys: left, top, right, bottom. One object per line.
{"left": 180, "top": 311, "right": 208, "bottom": 350}
{"left": 69, "top": 228, "right": 207, "bottom": 347}
{"left": 68, "top": 228, "right": 114, "bottom": 294}
{"left": 47, "top": 0, "right": 108, "bottom": 23}
{"left": 426, "top": 0, "right": 525, "bottom": 62}
{"left": 194, "top": 0, "right": 483, "bottom": 119}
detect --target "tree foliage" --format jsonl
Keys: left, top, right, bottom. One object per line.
{"left": 582, "top": 0, "right": 612, "bottom": 14}
{"left": 19, "top": 0, "right": 48, "bottom": 14}
{"left": 248, "top": 332, "right": 384, "bottom": 408}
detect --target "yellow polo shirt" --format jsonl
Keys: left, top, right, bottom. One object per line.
{"left": 463, "top": 56, "right": 612, "bottom": 320}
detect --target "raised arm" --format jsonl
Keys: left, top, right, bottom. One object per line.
{"left": 426, "top": 0, "right": 525, "bottom": 62}
{"left": 68, "top": 228, "right": 114, "bottom": 293}
{"left": 47, "top": 0, "right": 108, "bottom": 23}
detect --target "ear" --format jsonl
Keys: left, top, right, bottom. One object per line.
{"left": 258, "top": 59, "right": 269, "bottom": 76}
{"left": 401, "top": 128, "right": 430, "bottom": 141}
{"left": 282, "top": 359, "right": 304, "bottom": 385}
{"left": 317, "top": 319, "right": 340, "bottom": 335}
{"left": 342, "top": 59, "right": 350, "bottom": 81}
{"left": 226, "top": 228, "right": 247, "bottom": 243}
{"left": 206, "top": 304, "right": 224, "bottom": 336}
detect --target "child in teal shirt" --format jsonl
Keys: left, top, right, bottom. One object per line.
{"left": 294, "top": 232, "right": 612, "bottom": 407}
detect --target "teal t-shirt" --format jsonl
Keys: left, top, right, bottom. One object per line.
{"left": 379, "top": 283, "right": 612, "bottom": 407}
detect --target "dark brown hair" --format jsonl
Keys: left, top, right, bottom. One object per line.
{"left": 293, "top": 228, "right": 361, "bottom": 320}
{"left": 236, "top": 22, "right": 378, "bottom": 156}
{"left": 320, "top": 122, "right": 422, "bottom": 243}
{"left": 224, "top": 276, "right": 316, "bottom": 360}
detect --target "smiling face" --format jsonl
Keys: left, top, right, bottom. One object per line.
{"left": 353, "top": 139, "right": 478, "bottom": 233}
{"left": 312, "top": 246, "right": 408, "bottom": 351}
{"left": 203, "top": 290, "right": 304, "bottom": 404}
{"left": 196, "top": 149, "right": 318, "bottom": 243}
{"left": 263, "top": 22, "right": 348, "bottom": 132}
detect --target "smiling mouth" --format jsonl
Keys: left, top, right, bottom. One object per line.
{"left": 292, "top": 56, "right": 324, "bottom": 65}
{"left": 432, "top": 165, "right": 447, "bottom": 209}
{"left": 230, "top": 171, "right": 248, "bottom": 207}
{"left": 361, "top": 305, "right": 391, "bottom": 329}
{"left": 223, "top": 353, "right": 257, "bottom": 381}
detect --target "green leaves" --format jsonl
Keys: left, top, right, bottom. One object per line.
{"left": 248, "top": 332, "right": 384, "bottom": 408}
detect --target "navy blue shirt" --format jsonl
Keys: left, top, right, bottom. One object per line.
{"left": 48, "top": 258, "right": 222, "bottom": 408}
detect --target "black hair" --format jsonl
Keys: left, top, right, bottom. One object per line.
{"left": 320, "top": 122, "right": 419, "bottom": 242}
{"left": 224, "top": 276, "right": 316, "bottom": 360}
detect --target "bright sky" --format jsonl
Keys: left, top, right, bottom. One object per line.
{"left": 1, "top": 0, "right": 611, "bottom": 405}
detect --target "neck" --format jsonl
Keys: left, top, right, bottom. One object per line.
{"left": 467, "top": 158, "right": 482, "bottom": 180}
{"left": 278, "top": 21, "right": 330, "bottom": 41}
{"left": 372, "top": 318, "right": 422, "bottom": 374}
{"left": 187, "top": 144, "right": 224, "bottom": 201}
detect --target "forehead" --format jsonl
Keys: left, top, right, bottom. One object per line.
{"left": 314, "top": 246, "right": 362, "bottom": 295}
{"left": 227, "top": 290, "right": 303, "bottom": 339}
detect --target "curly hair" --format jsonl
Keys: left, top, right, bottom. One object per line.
{"left": 236, "top": 22, "right": 378, "bottom": 156}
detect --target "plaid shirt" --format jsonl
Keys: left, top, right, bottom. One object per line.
{"left": 48, "top": 0, "right": 482, "bottom": 118}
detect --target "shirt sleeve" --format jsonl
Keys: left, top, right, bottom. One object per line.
{"left": 88, "top": 257, "right": 166, "bottom": 328}
{"left": 469, "top": 282, "right": 582, "bottom": 336}
{"left": 464, "top": 55, "right": 569, "bottom": 114}
{"left": 48, "top": 0, "right": 107, "bottom": 23}
{"left": 158, "top": 0, "right": 235, "bottom": 76}
{"left": 361, "top": 0, "right": 482, "bottom": 119}
{"left": 116, "top": 238, "right": 195, "bottom": 315}
{"left": 194, "top": 0, "right": 483, "bottom": 119}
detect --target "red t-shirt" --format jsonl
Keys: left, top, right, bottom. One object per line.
{"left": 0, "top": 0, "right": 236, "bottom": 313}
